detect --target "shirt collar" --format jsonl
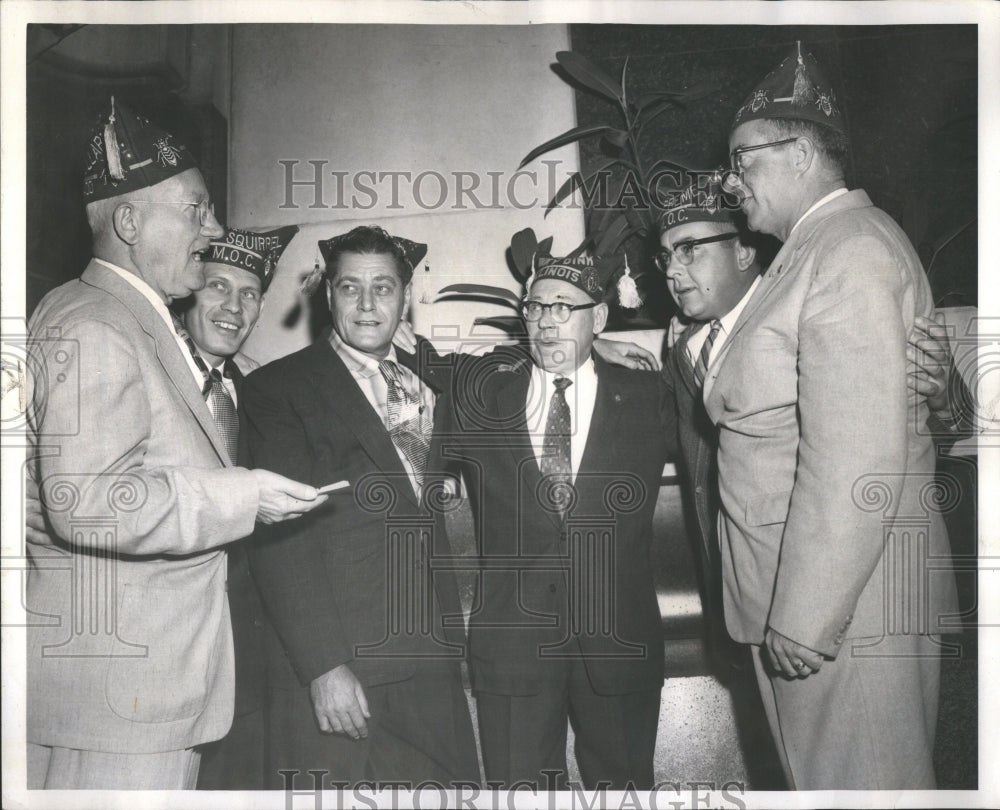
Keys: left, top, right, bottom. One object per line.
{"left": 790, "top": 187, "right": 849, "bottom": 236}
{"left": 532, "top": 355, "right": 596, "bottom": 392}
{"left": 96, "top": 259, "right": 175, "bottom": 328}
{"left": 329, "top": 329, "right": 399, "bottom": 379}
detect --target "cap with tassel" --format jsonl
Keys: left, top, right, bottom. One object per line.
{"left": 83, "top": 96, "right": 199, "bottom": 202}
{"left": 616, "top": 255, "right": 643, "bottom": 310}
{"left": 731, "top": 41, "right": 845, "bottom": 134}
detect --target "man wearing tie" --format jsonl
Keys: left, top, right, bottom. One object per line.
{"left": 437, "top": 255, "right": 673, "bottom": 789}
{"left": 26, "top": 100, "right": 322, "bottom": 790}
{"left": 240, "top": 225, "right": 479, "bottom": 788}
{"left": 170, "top": 223, "right": 299, "bottom": 790}
{"left": 706, "top": 43, "right": 959, "bottom": 788}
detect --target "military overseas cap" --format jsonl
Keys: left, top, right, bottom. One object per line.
{"left": 317, "top": 230, "right": 428, "bottom": 272}
{"left": 659, "top": 171, "right": 740, "bottom": 232}
{"left": 83, "top": 96, "right": 200, "bottom": 202}
{"left": 531, "top": 253, "right": 642, "bottom": 308}
{"left": 208, "top": 225, "right": 299, "bottom": 292}
{"left": 732, "top": 41, "right": 845, "bottom": 134}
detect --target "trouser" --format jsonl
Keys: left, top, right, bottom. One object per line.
{"left": 266, "top": 660, "right": 480, "bottom": 789}
{"left": 750, "top": 633, "right": 942, "bottom": 790}
{"left": 27, "top": 743, "right": 200, "bottom": 789}
{"left": 475, "top": 657, "right": 661, "bottom": 790}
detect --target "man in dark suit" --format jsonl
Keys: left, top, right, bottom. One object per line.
{"left": 240, "top": 225, "right": 480, "bottom": 788}
{"left": 171, "top": 224, "right": 299, "bottom": 790}
{"left": 437, "top": 255, "right": 674, "bottom": 790}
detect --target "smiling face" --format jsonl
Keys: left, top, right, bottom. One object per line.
{"left": 180, "top": 263, "right": 263, "bottom": 367}
{"left": 129, "top": 168, "right": 225, "bottom": 302}
{"left": 728, "top": 120, "right": 800, "bottom": 239}
{"left": 660, "top": 221, "right": 756, "bottom": 322}
{"left": 326, "top": 251, "right": 410, "bottom": 359}
{"left": 525, "top": 277, "right": 608, "bottom": 376}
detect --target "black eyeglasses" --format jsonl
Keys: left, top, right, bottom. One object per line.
{"left": 654, "top": 232, "right": 739, "bottom": 272}
{"left": 521, "top": 300, "right": 598, "bottom": 323}
{"left": 729, "top": 137, "right": 799, "bottom": 173}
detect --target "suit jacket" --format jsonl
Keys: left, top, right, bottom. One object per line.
{"left": 241, "top": 335, "right": 466, "bottom": 690}
{"left": 703, "top": 189, "right": 959, "bottom": 656}
{"left": 437, "top": 349, "right": 673, "bottom": 696}
{"left": 662, "top": 331, "right": 731, "bottom": 663}
{"left": 26, "top": 260, "right": 259, "bottom": 753}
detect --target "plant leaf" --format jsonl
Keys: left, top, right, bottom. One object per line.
{"left": 473, "top": 316, "right": 528, "bottom": 336}
{"left": 435, "top": 284, "right": 522, "bottom": 309}
{"left": 556, "top": 50, "right": 623, "bottom": 104}
{"left": 519, "top": 124, "right": 614, "bottom": 169}
{"left": 603, "top": 129, "right": 630, "bottom": 149}
{"left": 537, "top": 236, "right": 554, "bottom": 255}
{"left": 510, "top": 228, "right": 538, "bottom": 274}
{"left": 594, "top": 214, "right": 630, "bottom": 256}
{"left": 546, "top": 158, "right": 623, "bottom": 214}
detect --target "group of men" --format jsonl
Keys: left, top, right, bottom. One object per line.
{"left": 25, "top": 42, "right": 961, "bottom": 793}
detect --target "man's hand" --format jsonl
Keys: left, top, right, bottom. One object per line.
{"left": 310, "top": 664, "right": 371, "bottom": 739}
{"left": 25, "top": 473, "right": 49, "bottom": 545}
{"left": 594, "top": 338, "right": 661, "bottom": 372}
{"left": 764, "top": 626, "right": 825, "bottom": 679}
{"left": 908, "top": 312, "right": 953, "bottom": 414}
{"left": 252, "top": 469, "right": 327, "bottom": 524}
{"left": 666, "top": 314, "right": 688, "bottom": 351}
{"left": 392, "top": 320, "right": 418, "bottom": 354}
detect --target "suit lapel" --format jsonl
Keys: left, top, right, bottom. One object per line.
{"left": 311, "top": 339, "right": 420, "bottom": 508}
{"left": 81, "top": 261, "right": 232, "bottom": 466}
{"left": 673, "top": 328, "right": 700, "bottom": 400}
{"left": 577, "top": 355, "right": 623, "bottom": 478}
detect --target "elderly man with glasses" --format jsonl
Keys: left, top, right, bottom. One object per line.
{"left": 698, "top": 43, "right": 959, "bottom": 790}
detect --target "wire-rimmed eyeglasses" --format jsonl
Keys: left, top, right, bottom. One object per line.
{"left": 131, "top": 199, "right": 216, "bottom": 226}
{"left": 521, "top": 300, "right": 599, "bottom": 323}
{"left": 654, "top": 232, "right": 739, "bottom": 273}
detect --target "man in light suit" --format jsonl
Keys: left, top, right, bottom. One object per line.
{"left": 26, "top": 100, "right": 324, "bottom": 789}
{"left": 241, "top": 225, "right": 481, "bottom": 788}
{"left": 704, "top": 44, "right": 959, "bottom": 788}
{"left": 437, "top": 255, "right": 674, "bottom": 790}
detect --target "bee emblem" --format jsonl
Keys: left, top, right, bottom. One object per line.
{"left": 815, "top": 91, "right": 836, "bottom": 117}
{"left": 154, "top": 138, "right": 182, "bottom": 167}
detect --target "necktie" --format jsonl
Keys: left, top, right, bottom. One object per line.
{"left": 694, "top": 320, "right": 722, "bottom": 388}
{"left": 208, "top": 368, "right": 239, "bottom": 464}
{"left": 541, "top": 377, "right": 573, "bottom": 519}
{"left": 378, "top": 359, "right": 431, "bottom": 490}
{"left": 172, "top": 315, "right": 239, "bottom": 463}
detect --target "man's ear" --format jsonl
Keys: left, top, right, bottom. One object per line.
{"left": 592, "top": 302, "right": 609, "bottom": 335}
{"left": 792, "top": 135, "right": 816, "bottom": 175}
{"left": 113, "top": 203, "right": 140, "bottom": 246}
{"left": 403, "top": 281, "right": 413, "bottom": 312}
{"left": 736, "top": 241, "right": 757, "bottom": 272}
{"left": 325, "top": 279, "right": 334, "bottom": 312}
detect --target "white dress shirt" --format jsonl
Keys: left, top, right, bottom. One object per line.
{"left": 526, "top": 358, "right": 598, "bottom": 480}
{"left": 329, "top": 331, "right": 435, "bottom": 497}
{"left": 98, "top": 259, "right": 204, "bottom": 391}
{"left": 685, "top": 275, "right": 762, "bottom": 372}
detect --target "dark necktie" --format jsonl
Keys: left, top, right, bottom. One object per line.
{"left": 378, "top": 359, "right": 431, "bottom": 491}
{"left": 172, "top": 315, "right": 239, "bottom": 463}
{"left": 541, "top": 377, "right": 573, "bottom": 519}
{"left": 694, "top": 320, "right": 722, "bottom": 388}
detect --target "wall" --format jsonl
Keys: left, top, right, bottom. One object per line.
{"left": 228, "top": 24, "right": 591, "bottom": 364}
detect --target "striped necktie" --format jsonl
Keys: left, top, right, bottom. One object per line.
{"left": 541, "top": 377, "right": 573, "bottom": 519}
{"left": 378, "top": 359, "right": 431, "bottom": 490}
{"left": 172, "top": 315, "right": 239, "bottom": 463}
{"left": 694, "top": 320, "right": 722, "bottom": 388}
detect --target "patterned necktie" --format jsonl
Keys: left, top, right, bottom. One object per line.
{"left": 541, "top": 377, "right": 573, "bottom": 519}
{"left": 378, "top": 359, "right": 431, "bottom": 490}
{"left": 208, "top": 368, "right": 239, "bottom": 464}
{"left": 694, "top": 320, "right": 722, "bottom": 388}
{"left": 172, "top": 314, "right": 239, "bottom": 463}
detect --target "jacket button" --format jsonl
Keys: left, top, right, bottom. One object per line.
{"left": 695, "top": 486, "right": 704, "bottom": 495}
{"left": 548, "top": 583, "right": 557, "bottom": 593}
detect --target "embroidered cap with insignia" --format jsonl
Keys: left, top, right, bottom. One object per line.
{"left": 207, "top": 225, "right": 299, "bottom": 292}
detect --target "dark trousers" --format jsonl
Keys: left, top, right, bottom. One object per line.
{"left": 476, "top": 658, "right": 661, "bottom": 790}
{"left": 197, "top": 705, "right": 268, "bottom": 790}
{"left": 266, "top": 661, "right": 480, "bottom": 789}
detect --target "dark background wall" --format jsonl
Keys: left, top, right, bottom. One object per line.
{"left": 569, "top": 24, "right": 977, "bottom": 325}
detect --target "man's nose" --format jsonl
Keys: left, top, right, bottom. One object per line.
{"left": 201, "top": 208, "right": 225, "bottom": 239}
{"left": 357, "top": 288, "right": 375, "bottom": 311}
{"left": 221, "top": 292, "right": 242, "bottom": 313}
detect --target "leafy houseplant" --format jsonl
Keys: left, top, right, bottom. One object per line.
{"left": 437, "top": 51, "right": 712, "bottom": 336}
